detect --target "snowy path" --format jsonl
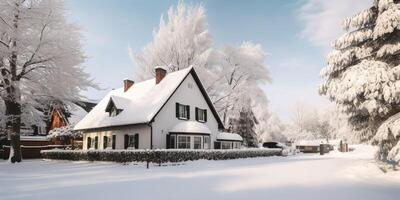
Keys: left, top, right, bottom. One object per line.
{"left": 0, "top": 145, "right": 399, "bottom": 200}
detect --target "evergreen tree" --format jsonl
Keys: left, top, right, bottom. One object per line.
{"left": 230, "top": 107, "right": 259, "bottom": 147}
{"left": 320, "top": 0, "right": 400, "bottom": 164}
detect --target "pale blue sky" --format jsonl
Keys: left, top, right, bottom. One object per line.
{"left": 64, "top": 0, "right": 370, "bottom": 122}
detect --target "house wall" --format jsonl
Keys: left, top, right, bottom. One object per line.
{"left": 152, "top": 73, "right": 220, "bottom": 149}
{"left": 82, "top": 124, "right": 151, "bottom": 150}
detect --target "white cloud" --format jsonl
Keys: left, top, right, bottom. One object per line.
{"left": 298, "top": 0, "right": 372, "bottom": 49}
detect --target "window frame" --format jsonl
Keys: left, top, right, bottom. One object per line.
{"left": 221, "top": 141, "right": 232, "bottom": 149}
{"left": 177, "top": 135, "right": 191, "bottom": 149}
{"left": 195, "top": 107, "right": 207, "bottom": 123}
{"left": 176, "top": 103, "right": 190, "bottom": 120}
{"left": 193, "top": 136, "right": 202, "bottom": 149}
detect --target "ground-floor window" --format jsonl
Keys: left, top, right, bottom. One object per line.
{"left": 233, "top": 142, "right": 241, "bottom": 149}
{"left": 103, "top": 136, "right": 113, "bottom": 149}
{"left": 194, "top": 136, "right": 202, "bottom": 149}
{"left": 221, "top": 141, "right": 231, "bottom": 149}
{"left": 124, "top": 134, "right": 139, "bottom": 149}
{"left": 178, "top": 136, "right": 191, "bottom": 149}
{"left": 216, "top": 141, "right": 242, "bottom": 149}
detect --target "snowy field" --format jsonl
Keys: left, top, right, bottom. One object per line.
{"left": 1, "top": 145, "right": 399, "bottom": 200}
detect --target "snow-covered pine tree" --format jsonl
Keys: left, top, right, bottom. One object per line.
{"left": 319, "top": 0, "right": 400, "bottom": 164}
{"left": 0, "top": 0, "right": 95, "bottom": 163}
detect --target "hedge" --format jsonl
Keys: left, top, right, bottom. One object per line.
{"left": 41, "top": 148, "right": 282, "bottom": 164}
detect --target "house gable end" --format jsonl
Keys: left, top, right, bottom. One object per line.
{"left": 150, "top": 68, "right": 224, "bottom": 130}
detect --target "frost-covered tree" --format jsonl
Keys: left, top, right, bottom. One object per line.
{"left": 131, "top": 1, "right": 212, "bottom": 80}
{"left": 209, "top": 43, "right": 271, "bottom": 127}
{"left": 131, "top": 2, "right": 271, "bottom": 140}
{"left": 0, "top": 0, "right": 95, "bottom": 163}
{"left": 319, "top": 0, "right": 400, "bottom": 164}
{"left": 259, "top": 114, "right": 287, "bottom": 143}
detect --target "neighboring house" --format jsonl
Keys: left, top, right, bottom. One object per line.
{"left": 75, "top": 66, "right": 243, "bottom": 150}
{"left": 295, "top": 140, "right": 332, "bottom": 153}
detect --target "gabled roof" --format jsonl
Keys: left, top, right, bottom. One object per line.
{"left": 74, "top": 67, "right": 224, "bottom": 130}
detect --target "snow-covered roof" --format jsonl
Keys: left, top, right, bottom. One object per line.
{"left": 75, "top": 67, "right": 212, "bottom": 130}
{"left": 217, "top": 132, "right": 243, "bottom": 141}
{"left": 20, "top": 136, "right": 50, "bottom": 141}
{"left": 170, "top": 121, "right": 211, "bottom": 134}
{"left": 155, "top": 65, "right": 168, "bottom": 71}
{"left": 68, "top": 104, "right": 88, "bottom": 124}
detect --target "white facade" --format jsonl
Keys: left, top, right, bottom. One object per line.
{"left": 82, "top": 124, "right": 151, "bottom": 150}
{"left": 76, "top": 67, "right": 243, "bottom": 150}
{"left": 152, "top": 74, "right": 219, "bottom": 149}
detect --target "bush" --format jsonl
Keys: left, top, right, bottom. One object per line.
{"left": 41, "top": 148, "right": 282, "bottom": 164}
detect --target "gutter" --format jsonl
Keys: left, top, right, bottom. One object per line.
{"left": 147, "top": 122, "right": 153, "bottom": 149}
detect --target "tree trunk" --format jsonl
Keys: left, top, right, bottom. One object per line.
{"left": 5, "top": 99, "right": 22, "bottom": 163}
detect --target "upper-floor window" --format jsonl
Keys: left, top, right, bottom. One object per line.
{"left": 176, "top": 103, "right": 190, "bottom": 120}
{"left": 195, "top": 107, "right": 207, "bottom": 122}
{"left": 105, "top": 99, "right": 122, "bottom": 117}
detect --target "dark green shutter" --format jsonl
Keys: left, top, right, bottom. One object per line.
{"left": 195, "top": 107, "right": 198, "bottom": 121}
{"left": 87, "top": 137, "right": 91, "bottom": 149}
{"left": 166, "top": 134, "right": 170, "bottom": 149}
{"left": 112, "top": 135, "right": 116, "bottom": 149}
{"left": 124, "top": 134, "right": 129, "bottom": 149}
{"left": 204, "top": 109, "right": 207, "bottom": 122}
{"left": 176, "top": 103, "right": 179, "bottom": 118}
{"left": 186, "top": 105, "right": 190, "bottom": 119}
{"left": 103, "top": 136, "right": 108, "bottom": 149}
{"left": 95, "top": 136, "right": 98, "bottom": 149}
{"left": 134, "top": 134, "right": 139, "bottom": 149}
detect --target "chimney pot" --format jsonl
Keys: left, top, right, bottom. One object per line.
{"left": 155, "top": 66, "right": 167, "bottom": 84}
{"left": 123, "top": 79, "right": 134, "bottom": 92}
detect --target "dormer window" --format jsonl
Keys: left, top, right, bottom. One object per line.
{"left": 105, "top": 98, "right": 123, "bottom": 117}
{"left": 109, "top": 106, "right": 121, "bottom": 117}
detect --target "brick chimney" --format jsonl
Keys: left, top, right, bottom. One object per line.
{"left": 155, "top": 66, "right": 167, "bottom": 84}
{"left": 123, "top": 79, "right": 134, "bottom": 92}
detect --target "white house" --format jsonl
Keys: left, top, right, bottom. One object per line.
{"left": 74, "top": 66, "right": 243, "bottom": 150}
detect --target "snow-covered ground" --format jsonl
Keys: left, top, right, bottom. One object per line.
{"left": 0, "top": 145, "right": 399, "bottom": 200}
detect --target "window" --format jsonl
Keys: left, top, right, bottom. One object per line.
{"left": 91, "top": 136, "right": 98, "bottom": 149}
{"left": 106, "top": 99, "right": 122, "bottom": 117}
{"left": 221, "top": 142, "right": 232, "bottom": 149}
{"left": 233, "top": 142, "right": 241, "bottom": 149}
{"left": 110, "top": 107, "right": 119, "bottom": 117}
{"left": 176, "top": 103, "right": 190, "bottom": 120}
{"left": 103, "top": 136, "right": 112, "bottom": 149}
{"left": 124, "top": 134, "right": 139, "bottom": 149}
{"left": 194, "top": 136, "right": 202, "bottom": 149}
{"left": 203, "top": 136, "right": 210, "bottom": 149}
{"left": 177, "top": 136, "right": 191, "bottom": 149}
{"left": 195, "top": 107, "right": 207, "bottom": 122}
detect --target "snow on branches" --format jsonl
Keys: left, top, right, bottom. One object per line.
{"left": 320, "top": 0, "right": 400, "bottom": 165}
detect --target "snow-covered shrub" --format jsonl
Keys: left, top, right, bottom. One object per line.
{"left": 41, "top": 149, "right": 282, "bottom": 163}
{"left": 373, "top": 112, "right": 400, "bottom": 168}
